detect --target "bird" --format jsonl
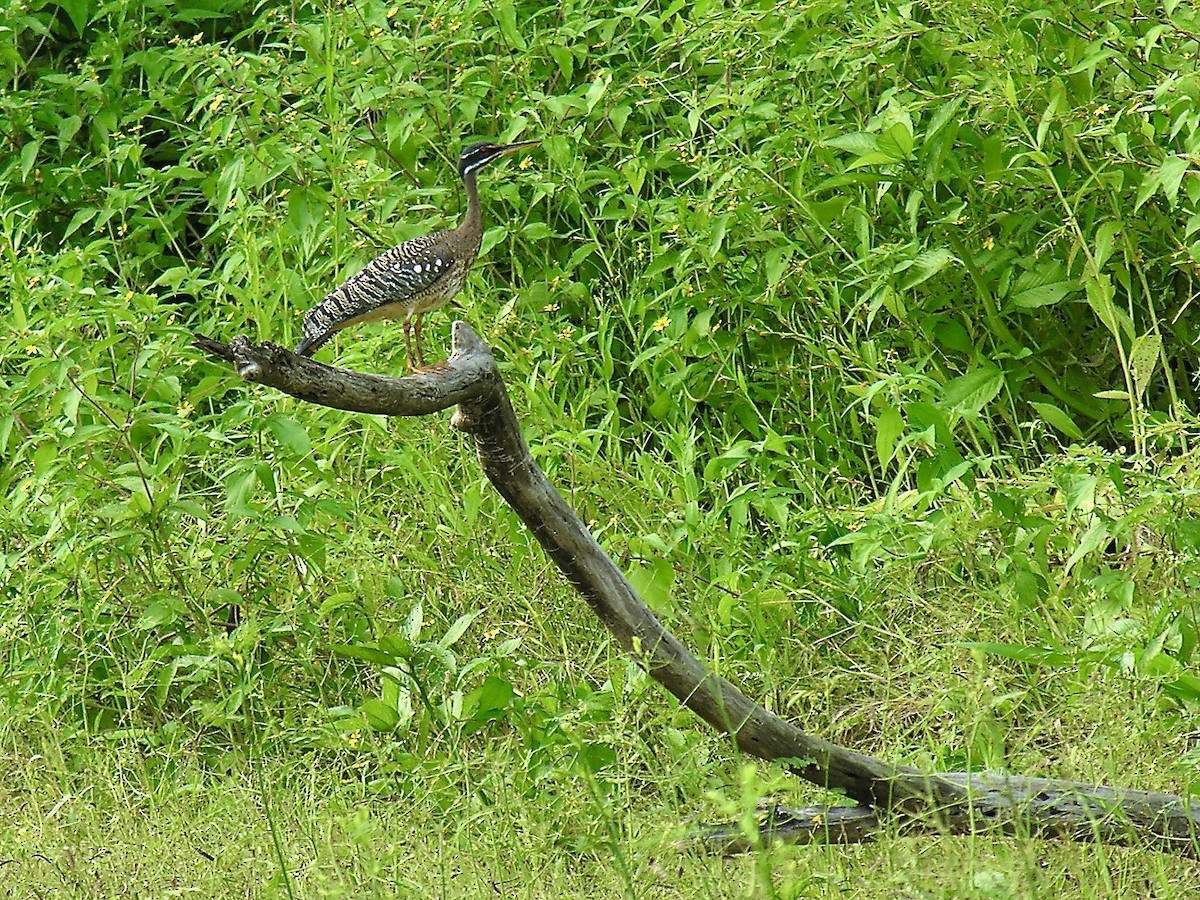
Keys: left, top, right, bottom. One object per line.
{"left": 294, "top": 139, "right": 538, "bottom": 371}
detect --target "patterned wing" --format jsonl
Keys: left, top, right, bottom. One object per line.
{"left": 295, "top": 232, "right": 461, "bottom": 355}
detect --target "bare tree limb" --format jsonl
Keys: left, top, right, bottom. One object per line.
{"left": 194, "top": 324, "right": 1200, "bottom": 856}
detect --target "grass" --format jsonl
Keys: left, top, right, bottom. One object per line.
{"left": 5, "top": 447, "right": 1200, "bottom": 896}
{"left": 6, "top": 0, "right": 1200, "bottom": 894}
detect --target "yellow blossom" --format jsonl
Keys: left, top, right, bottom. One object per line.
{"left": 652, "top": 316, "right": 670, "bottom": 333}
{"left": 543, "top": 303, "right": 559, "bottom": 313}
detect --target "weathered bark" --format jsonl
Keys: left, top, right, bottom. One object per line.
{"left": 195, "top": 326, "right": 1200, "bottom": 855}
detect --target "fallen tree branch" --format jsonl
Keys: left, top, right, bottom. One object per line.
{"left": 195, "top": 326, "right": 1200, "bottom": 856}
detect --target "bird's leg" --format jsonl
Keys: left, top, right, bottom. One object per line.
{"left": 413, "top": 313, "right": 426, "bottom": 369}
{"left": 411, "top": 314, "right": 451, "bottom": 375}
{"left": 402, "top": 320, "right": 415, "bottom": 372}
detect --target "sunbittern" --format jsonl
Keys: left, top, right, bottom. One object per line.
{"left": 295, "top": 139, "right": 538, "bottom": 371}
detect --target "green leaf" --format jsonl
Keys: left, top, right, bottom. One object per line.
{"left": 54, "top": 0, "right": 95, "bottom": 34}
{"left": 330, "top": 644, "right": 397, "bottom": 666}
{"left": 1129, "top": 332, "right": 1162, "bottom": 401}
{"left": 1063, "top": 519, "right": 1109, "bottom": 578}
{"left": 1030, "top": 402, "right": 1084, "bottom": 441}
{"left": 944, "top": 366, "right": 1004, "bottom": 414}
{"left": 548, "top": 46, "right": 573, "bottom": 81}
{"left": 439, "top": 610, "right": 483, "bottom": 649}
{"left": 897, "top": 248, "right": 954, "bottom": 290}
{"left": 959, "top": 642, "right": 1079, "bottom": 666}
{"left": 628, "top": 559, "right": 674, "bottom": 612}
{"left": 494, "top": 0, "right": 526, "bottom": 50}
{"left": 875, "top": 405, "right": 904, "bottom": 467}
{"left": 19, "top": 140, "right": 39, "bottom": 180}
{"left": 609, "top": 104, "right": 631, "bottom": 137}
{"left": 764, "top": 247, "right": 790, "bottom": 287}
{"left": 1158, "top": 156, "right": 1189, "bottom": 207}
{"left": 360, "top": 698, "right": 401, "bottom": 730}
{"left": 266, "top": 413, "right": 311, "bottom": 457}
{"left": 1084, "top": 274, "right": 1131, "bottom": 340}
{"left": 1009, "top": 281, "right": 1076, "bottom": 309}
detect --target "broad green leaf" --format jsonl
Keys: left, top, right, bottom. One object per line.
{"left": 944, "top": 366, "right": 1004, "bottom": 414}
{"left": 548, "top": 46, "right": 573, "bottom": 81}
{"left": 1129, "top": 332, "right": 1162, "bottom": 401}
{"left": 1158, "top": 155, "right": 1189, "bottom": 207}
{"left": 267, "top": 413, "right": 311, "bottom": 457}
{"left": 824, "top": 132, "right": 878, "bottom": 154}
{"left": 958, "top": 642, "right": 1079, "bottom": 666}
{"left": 494, "top": 0, "right": 526, "bottom": 50}
{"left": 764, "top": 247, "right": 790, "bottom": 287}
{"left": 875, "top": 405, "right": 904, "bottom": 467}
{"left": 897, "top": 248, "right": 954, "bottom": 290}
{"left": 1030, "top": 401, "right": 1084, "bottom": 440}
{"left": 1009, "top": 281, "right": 1076, "bottom": 309}
{"left": 1084, "top": 274, "right": 1131, "bottom": 340}
{"left": 628, "top": 559, "right": 674, "bottom": 612}
{"left": 1093, "top": 221, "right": 1121, "bottom": 270}
{"left": 19, "top": 140, "right": 39, "bottom": 180}
{"left": 1063, "top": 519, "right": 1109, "bottom": 578}
{"left": 360, "top": 698, "right": 401, "bottom": 731}
{"left": 439, "top": 610, "right": 483, "bottom": 649}
{"left": 330, "top": 644, "right": 398, "bottom": 666}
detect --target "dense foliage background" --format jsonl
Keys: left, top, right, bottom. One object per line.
{"left": 4, "top": 0, "right": 1200, "bottom": 894}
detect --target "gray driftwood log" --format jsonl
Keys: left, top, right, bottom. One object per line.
{"left": 195, "top": 324, "right": 1200, "bottom": 856}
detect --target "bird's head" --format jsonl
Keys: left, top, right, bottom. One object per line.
{"left": 458, "top": 140, "right": 539, "bottom": 179}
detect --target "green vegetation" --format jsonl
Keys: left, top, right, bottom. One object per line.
{"left": 4, "top": 0, "right": 1200, "bottom": 894}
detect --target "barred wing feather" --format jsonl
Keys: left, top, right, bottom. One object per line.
{"left": 295, "top": 233, "right": 460, "bottom": 355}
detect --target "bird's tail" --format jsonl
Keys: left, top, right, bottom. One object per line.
{"left": 294, "top": 303, "right": 341, "bottom": 356}
{"left": 294, "top": 332, "right": 328, "bottom": 356}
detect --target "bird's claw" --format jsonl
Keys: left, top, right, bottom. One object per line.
{"left": 411, "top": 361, "right": 453, "bottom": 376}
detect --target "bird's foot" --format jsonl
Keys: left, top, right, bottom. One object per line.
{"left": 411, "top": 361, "right": 452, "bottom": 376}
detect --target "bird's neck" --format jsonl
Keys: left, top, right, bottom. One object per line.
{"left": 458, "top": 168, "right": 482, "bottom": 241}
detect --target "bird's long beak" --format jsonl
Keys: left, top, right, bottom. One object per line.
{"left": 497, "top": 139, "right": 540, "bottom": 156}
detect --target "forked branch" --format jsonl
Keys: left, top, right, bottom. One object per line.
{"left": 195, "top": 325, "right": 1200, "bottom": 855}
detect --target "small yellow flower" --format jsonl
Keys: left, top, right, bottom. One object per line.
{"left": 25, "top": 345, "right": 40, "bottom": 355}
{"left": 355, "top": 159, "right": 368, "bottom": 169}
{"left": 209, "top": 94, "right": 224, "bottom": 113}
{"left": 652, "top": 316, "right": 670, "bottom": 333}
{"left": 543, "top": 303, "right": 559, "bottom": 313}
{"left": 519, "top": 157, "right": 532, "bottom": 170}
{"left": 983, "top": 236, "right": 995, "bottom": 250}
{"left": 559, "top": 327, "right": 574, "bottom": 339}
